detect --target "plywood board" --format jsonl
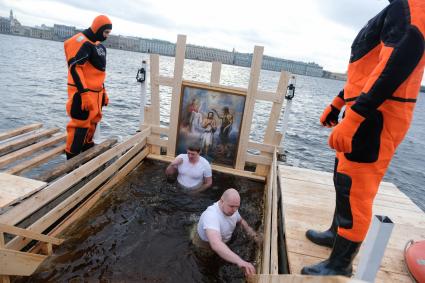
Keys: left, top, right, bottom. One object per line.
{"left": 279, "top": 165, "right": 425, "bottom": 282}
{"left": 0, "top": 173, "right": 46, "bottom": 209}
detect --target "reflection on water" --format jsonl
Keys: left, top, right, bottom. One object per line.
{"left": 22, "top": 160, "right": 263, "bottom": 283}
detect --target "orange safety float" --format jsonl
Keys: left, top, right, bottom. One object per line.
{"left": 405, "top": 240, "right": 425, "bottom": 283}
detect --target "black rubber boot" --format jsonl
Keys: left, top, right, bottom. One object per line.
{"left": 65, "top": 151, "right": 78, "bottom": 160}
{"left": 301, "top": 235, "right": 361, "bottom": 276}
{"left": 306, "top": 208, "right": 338, "bottom": 248}
{"left": 82, "top": 142, "right": 95, "bottom": 152}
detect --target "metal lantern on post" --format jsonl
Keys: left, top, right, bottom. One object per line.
{"left": 136, "top": 60, "right": 147, "bottom": 130}
{"left": 278, "top": 75, "right": 296, "bottom": 161}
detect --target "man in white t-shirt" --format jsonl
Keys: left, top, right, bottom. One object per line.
{"left": 165, "top": 145, "right": 212, "bottom": 193}
{"left": 194, "top": 188, "right": 260, "bottom": 276}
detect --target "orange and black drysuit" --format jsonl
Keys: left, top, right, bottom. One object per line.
{"left": 64, "top": 15, "right": 112, "bottom": 159}
{"left": 303, "top": 0, "right": 425, "bottom": 276}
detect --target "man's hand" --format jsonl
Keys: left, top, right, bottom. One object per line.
{"left": 320, "top": 94, "right": 345, "bottom": 127}
{"left": 80, "top": 92, "right": 94, "bottom": 111}
{"left": 328, "top": 107, "right": 365, "bottom": 153}
{"left": 237, "top": 260, "right": 256, "bottom": 276}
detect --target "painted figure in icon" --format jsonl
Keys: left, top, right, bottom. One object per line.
{"left": 200, "top": 111, "right": 217, "bottom": 156}
{"left": 212, "top": 107, "right": 233, "bottom": 156}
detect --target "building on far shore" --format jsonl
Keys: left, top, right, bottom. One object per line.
{"left": 1, "top": 9, "right": 331, "bottom": 78}
{"left": 322, "top": 70, "right": 347, "bottom": 81}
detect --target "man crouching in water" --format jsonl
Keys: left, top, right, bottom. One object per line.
{"left": 165, "top": 144, "right": 212, "bottom": 193}
{"left": 193, "top": 188, "right": 261, "bottom": 276}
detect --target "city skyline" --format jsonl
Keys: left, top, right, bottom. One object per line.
{"left": 0, "top": 9, "right": 328, "bottom": 78}
{"left": 0, "top": 0, "right": 390, "bottom": 74}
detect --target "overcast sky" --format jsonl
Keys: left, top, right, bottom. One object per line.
{"left": 0, "top": 0, "right": 391, "bottom": 73}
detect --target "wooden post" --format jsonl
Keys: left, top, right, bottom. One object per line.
{"left": 270, "top": 149, "right": 279, "bottom": 274}
{"left": 149, "top": 54, "right": 161, "bottom": 154}
{"left": 255, "top": 71, "right": 289, "bottom": 176}
{"left": 261, "top": 151, "right": 273, "bottom": 274}
{"left": 0, "top": 232, "right": 8, "bottom": 283}
{"left": 167, "top": 34, "right": 186, "bottom": 157}
{"left": 235, "top": 46, "right": 263, "bottom": 170}
{"left": 211, "top": 61, "right": 222, "bottom": 84}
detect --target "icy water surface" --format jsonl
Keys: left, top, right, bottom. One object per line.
{"left": 0, "top": 33, "right": 424, "bottom": 211}
{"left": 22, "top": 160, "right": 264, "bottom": 283}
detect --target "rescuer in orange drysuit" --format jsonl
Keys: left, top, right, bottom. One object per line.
{"left": 302, "top": 0, "right": 425, "bottom": 276}
{"left": 64, "top": 15, "right": 112, "bottom": 159}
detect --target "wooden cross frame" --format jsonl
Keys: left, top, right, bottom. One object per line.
{"left": 142, "top": 34, "right": 290, "bottom": 177}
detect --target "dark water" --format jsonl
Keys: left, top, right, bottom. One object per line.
{"left": 0, "top": 33, "right": 424, "bottom": 212}
{"left": 21, "top": 160, "right": 263, "bottom": 282}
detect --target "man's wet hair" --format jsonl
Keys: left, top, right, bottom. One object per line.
{"left": 187, "top": 144, "right": 201, "bottom": 152}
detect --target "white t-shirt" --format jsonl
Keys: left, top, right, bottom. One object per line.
{"left": 197, "top": 201, "right": 241, "bottom": 243}
{"left": 177, "top": 154, "right": 212, "bottom": 190}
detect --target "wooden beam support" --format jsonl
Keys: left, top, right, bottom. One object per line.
{"left": 151, "top": 125, "right": 170, "bottom": 136}
{"left": 248, "top": 141, "right": 276, "bottom": 153}
{"left": 270, "top": 150, "right": 278, "bottom": 274}
{"left": 49, "top": 148, "right": 149, "bottom": 238}
{"left": 211, "top": 61, "right": 222, "bottom": 84}
{"left": 147, "top": 153, "right": 266, "bottom": 182}
{"left": 246, "top": 153, "right": 272, "bottom": 165}
{"left": 147, "top": 136, "right": 168, "bottom": 148}
{"left": 0, "top": 124, "right": 43, "bottom": 142}
{"left": 236, "top": 46, "right": 264, "bottom": 170}
{"left": 0, "top": 133, "right": 66, "bottom": 169}
{"left": 0, "top": 128, "right": 60, "bottom": 156}
{"left": 158, "top": 76, "right": 174, "bottom": 87}
{"left": 167, "top": 34, "right": 186, "bottom": 157}
{"left": 6, "top": 139, "right": 149, "bottom": 251}
{"left": 261, "top": 157, "right": 274, "bottom": 273}
{"left": 0, "top": 128, "right": 151, "bottom": 226}
{"left": 0, "top": 223, "right": 63, "bottom": 245}
{"left": 256, "top": 71, "right": 289, "bottom": 176}
{"left": 34, "top": 138, "right": 117, "bottom": 183}
{"left": 257, "top": 90, "right": 284, "bottom": 103}
{"left": 149, "top": 53, "right": 161, "bottom": 155}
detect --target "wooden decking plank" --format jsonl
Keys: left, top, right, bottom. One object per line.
{"left": 34, "top": 138, "right": 117, "bottom": 183}
{"left": 5, "top": 145, "right": 65, "bottom": 175}
{"left": 0, "top": 133, "right": 66, "bottom": 169}
{"left": 0, "top": 128, "right": 59, "bottom": 156}
{"left": 287, "top": 252, "right": 412, "bottom": 283}
{"left": 279, "top": 165, "right": 424, "bottom": 282}
{"left": 279, "top": 165, "right": 398, "bottom": 192}
{"left": 0, "top": 124, "right": 43, "bottom": 142}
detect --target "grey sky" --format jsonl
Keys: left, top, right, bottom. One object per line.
{"left": 0, "top": 0, "right": 391, "bottom": 73}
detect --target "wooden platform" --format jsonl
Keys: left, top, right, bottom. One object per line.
{"left": 0, "top": 173, "right": 46, "bottom": 209}
{"left": 279, "top": 165, "right": 425, "bottom": 283}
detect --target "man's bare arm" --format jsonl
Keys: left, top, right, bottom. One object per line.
{"left": 205, "top": 229, "right": 256, "bottom": 276}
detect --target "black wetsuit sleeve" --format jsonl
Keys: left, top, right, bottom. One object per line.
{"left": 351, "top": 0, "right": 425, "bottom": 117}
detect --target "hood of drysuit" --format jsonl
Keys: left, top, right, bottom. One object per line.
{"left": 83, "top": 15, "right": 112, "bottom": 42}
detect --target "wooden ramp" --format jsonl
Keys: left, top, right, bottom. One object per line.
{"left": 279, "top": 165, "right": 425, "bottom": 283}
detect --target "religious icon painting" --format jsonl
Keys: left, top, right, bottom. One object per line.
{"left": 176, "top": 81, "right": 246, "bottom": 167}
